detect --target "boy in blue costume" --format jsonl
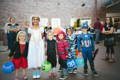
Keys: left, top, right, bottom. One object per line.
{"left": 77, "top": 24, "right": 98, "bottom": 76}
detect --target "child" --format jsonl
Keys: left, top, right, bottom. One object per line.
{"left": 27, "top": 16, "right": 45, "bottom": 79}
{"left": 46, "top": 31, "right": 57, "bottom": 77}
{"left": 43, "top": 26, "right": 52, "bottom": 41}
{"left": 5, "top": 17, "right": 20, "bottom": 51}
{"left": 102, "top": 17, "right": 115, "bottom": 63}
{"left": 56, "top": 31, "right": 68, "bottom": 79}
{"left": 8, "top": 31, "right": 29, "bottom": 80}
{"left": 77, "top": 24, "right": 98, "bottom": 76}
{"left": 66, "top": 28, "right": 77, "bottom": 73}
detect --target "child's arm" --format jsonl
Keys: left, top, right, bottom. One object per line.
{"left": 5, "top": 26, "right": 16, "bottom": 32}
{"left": 108, "top": 27, "right": 114, "bottom": 34}
{"left": 45, "top": 41, "right": 48, "bottom": 57}
{"left": 55, "top": 41, "right": 58, "bottom": 58}
{"left": 102, "top": 27, "right": 114, "bottom": 34}
{"left": 28, "top": 28, "right": 32, "bottom": 40}
{"left": 24, "top": 42, "right": 29, "bottom": 58}
{"left": 64, "top": 40, "right": 69, "bottom": 57}
{"left": 40, "top": 27, "right": 45, "bottom": 39}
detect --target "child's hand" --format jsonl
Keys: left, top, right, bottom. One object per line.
{"left": 8, "top": 56, "right": 12, "bottom": 61}
{"left": 45, "top": 56, "right": 47, "bottom": 59}
{"left": 12, "top": 28, "right": 17, "bottom": 32}
{"left": 56, "top": 55, "right": 58, "bottom": 58}
{"left": 16, "top": 28, "right": 21, "bottom": 31}
{"left": 78, "top": 52, "right": 82, "bottom": 57}
{"left": 66, "top": 56, "right": 69, "bottom": 58}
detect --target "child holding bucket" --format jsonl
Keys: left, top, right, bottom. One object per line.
{"left": 66, "top": 28, "right": 77, "bottom": 73}
{"left": 56, "top": 31, "right": 69, "bottom": 79}
{"left": 77, "top": 24, "right": 98, "bottom": 76}
{"left": 8, "top": 31, "right": 29, "bottom": 80}
{"left": 45, "top": 31, "right": 57, "bottom": 77}
{"left": 27, "top": 16, "right": 45, "bottom": 79}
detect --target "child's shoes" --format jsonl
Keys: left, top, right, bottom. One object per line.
{"left": 59, "top": 75, "right": 66, "bottom": 80}
{"left": 14, "top": 77, "right": 19, "bottom": 80}
{"left": 73, "top": 69, "right": 77, "bottom": 74}
{"left": 84, "top": 70, "right": 88, "bottom": 76}
{"left": 32, "top": 71, "right": 37, "bottom": 79}
{"left": 36, "top": 70, "right": 41, "bottom": 78}
{"left": 53, "top": 72, "right": 57, "bottom": 77}
{"left": 108, "top": 58, "right": 116, "bottom": 63}
{"left": 68, "top": 70, "right": 73, "bottom": 73}
{"left": 92, "top": 70, "right": 98, "bottom": 77}
{"left": 23, "top": 75, "right": 28, "bottom": 80}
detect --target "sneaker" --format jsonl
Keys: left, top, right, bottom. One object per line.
{"left": 23, "top": 75, "right": 28, "bottom": 80}
{"left": 103, "top": 56, "right": 109, "bottom": 61}
{"left": 73, "top": 69, "right": 77, "bottom": 74}
{"left": 49, "top": 72, "right": 54, "bottom": 77}
{"left": 58, "top": 70, "right": 62, "bottom": 72}
{"left": 92, "top": 71, "right": 98, "bottom": 77}
{"left": 64, "top": 75, "right": 68, "bottom": 79}
{"left": 84, "top": 70, "right": 88, "bottom": 76}
{"left": 14, "top": 77, "right": 19, "bottom": 80}
{"left": 53, "top": 72, "right": 57, "bottom": 77}
{"left": 108, "top": 58, "right": 116, "bottom": 63}
{"left": 32, "top": 71, "right": 37, "bottom": 79}
{"left": 49, "top": 73, "right": 55, "bottom": 80}
{"left": 59, "top": 75, "right": 66, "bottom": 80}
{"left": 68, "top": 70, "right": 73, "bottom": 73}
{"left": 58, "top": 68, "right": 62, "bottom": 72}
{"left": 36, "top": 70, "right": 41, "bottom": 78}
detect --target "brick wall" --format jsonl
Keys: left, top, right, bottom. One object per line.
{"left": 0, "top": 0, "right": 106, "bottom": 27}
{"left": 0, "top": 0, "right": 106, "bottom": 45}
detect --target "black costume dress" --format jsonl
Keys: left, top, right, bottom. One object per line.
{"left": 104, "top": 25, "right": 115, "bottom": 54}
{"left": 47, "top": 39, "right": 57, "bottom": 68}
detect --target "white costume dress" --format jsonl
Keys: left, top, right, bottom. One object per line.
{"left": 28, "top": 27, "right": 45, "bottom": 69}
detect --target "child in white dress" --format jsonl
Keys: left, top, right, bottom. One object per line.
{"left": 27, "top": 16, "right": 45, "bottom": 79}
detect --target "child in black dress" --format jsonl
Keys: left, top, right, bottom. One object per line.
{"left": 46, "top": 31, "right": 57, "bottom": 77}
{"left": 102, "top": 17, "right": 115, "bottom": 63}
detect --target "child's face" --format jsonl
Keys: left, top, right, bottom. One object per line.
{"left": 58, "top": 34, "right": 64, "bottom": 40}
{"left": 82, "top": 28, "right": 88, "bottom": 33}
{"left": 32, "top": 17, "right": 40, "bottom": 25}
{"left": 18, "top": 33, "right": 26, "bottom": 41}
{"left": 106, "top": 18, "right": 110, "bottom": 24}
{"left": 10, "top": 18, "right": 15, "bottom": 23}
{"left": 67, "top": 29, "right": 72, "bottom": 36}
{"left": 47, "top": 33, "right": 53, "bottom": 40}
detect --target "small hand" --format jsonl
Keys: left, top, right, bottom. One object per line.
{"left": 16, "top": 28, "right": 21, "bottom": 31}
{"left": 8, "top": 56, "right": 12, "bottom": 61}
{"left": 45, "top": 55, "right": 47, "bottom": 59}
{"left": 78, "top": 51, "right": 82, "bottom": 57}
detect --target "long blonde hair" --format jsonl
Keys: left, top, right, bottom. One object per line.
{"left": 16, "top": 31, "right": 27, "bottom": 42}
